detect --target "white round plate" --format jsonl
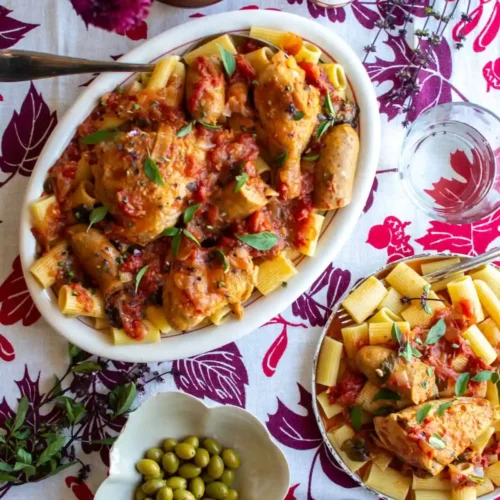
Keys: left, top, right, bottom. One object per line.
{"left": 20, "top": 10, "right": 381, "bottom": 362}
{"left": 94, "top": 391, "right": 290, "bottom": 500}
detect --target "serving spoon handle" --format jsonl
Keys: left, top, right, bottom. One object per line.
{"left": 0, "top": 50, "right": 156, "bottom": 82}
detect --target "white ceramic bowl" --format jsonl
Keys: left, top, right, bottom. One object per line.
{"left": 19, "top": 10, "right": 381, "bottom": 362}
{"left": 94, "top": 391, "right": 290, "bottom": 500}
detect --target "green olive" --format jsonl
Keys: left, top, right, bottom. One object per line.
{"left": 226, "top": 490, "right": 238, "bottom": 500}
{"left": 194, "top": 448, "right": 210, "bottom": 468}
{"left": 221, "top": 449, "right": 240, "bottom": 470}
{"left": 178, "top": 463, "right": 202, "bottom": 479}
{"left": 175, "top": 442, "right": 196, "bottom": 460}
{"left": 137, "top": 459, "right": 161, "bottom": 477}
{"left": 156, "top": 487, "right": 174, "bottom": 500}
{"left": 162, "top": 452, "right": 180, "bottom": 475}
{"left": 135, "top": 486, "right": 148, "bottom": 500}
{"left": 173, "top": 490, "right": 195, "bottom": 500}
{"left": 166, "top": 476, "right": 187, "bottom": 491}
{"left": 201, "top": 472, "right": 215, "bottom": 484}
{"left": 207, "top": 456, "right": 224, "bottom": 479}
{"left": 189, "top": 477, "right": 205, "bottom": 499}
{"left": 205, "top": 482, "right": 229, "bottom": 499}
{"left": 220, "top": 469, "right": 234, "bottom": 487}
{"left": 203, "top": 438, "right": 222, "bottom": 456}
{"left": 183, "top": 436, "right": 200, "bottom": 449}
{"left": 142, "top": 479, "right": 167, "bottom": 495}
{"left": 144, "top": 471, "right": 165, "bottom": 481}
{"left": 147, "top": 448, "right": 165, "bottom": 464}
{"left": 163, "top": 438, "right": 178, "bottom": 453}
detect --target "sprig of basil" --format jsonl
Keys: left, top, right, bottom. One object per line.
{"left": 455, "top": 372, "right": 469, "bottom": 397}
{"left": 235, "top": 173, "right": 249, "bottom": 193}
{"left": 183, "top": 203, "right": 201, "bottom": 224}
{"left": 425, "top": 318, "right": 446, "bottom": 344}
{"left": 81, "top": 128, "right": 117, "bottom": 145}
{"left": 87, "top": 206, "right": 109, "bottom": 232}
{"left": 144, "top": 155, "right": 164, "bottom": 185}
{"left": 135, "top": 265, "right": 149, "bottom": 294}
{"left": 217, "top": 45, "right": 236, "bottom": 77}
{"left": 236, "top": 232, "right": 278, "bottom": 251}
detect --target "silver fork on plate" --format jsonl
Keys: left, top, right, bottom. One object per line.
{"left": 0, "top": 34, "right": 281, "bottom": 82}
{"left": 337, "top": 247, "right": 500, "bottom": 326}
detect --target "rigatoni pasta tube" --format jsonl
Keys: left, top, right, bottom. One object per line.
{"left": 368, "top": 307, "right": 402, "bottom": 323}
{"left": 476, "top": 476, "right": 495, "bottom": 496}
{"left": 431, "top": 273, "right": 465, "bottom": 293}
{"left": 209, "top": 305, "right": 231, "bottom": 326}
{"left": 371, "top": 450, "right": 392, "bottom": 471}
{"left": 30, "top": 241, "right": 69, "bottom": 288}
{"left": 147, "top": 56, "right": 180, "bottom": 91}
{"left": 412, "top": 473, "right": 451, "bottom": 490}
{"left": 341, "top": 323, "right": 368, "bottom": 359}
{"left": 363, "top": 463, "right": 411, "bottom": 500}
{"left": 316, "top": 391, "right": 343, "bottom": 419}
{"left": 451, "top": 486, "right": 476, "bottom": 500}
{"left": 401, "top": 291, "right": 446, "bottom": 328}
{"left": 327, "top": 425, "right": 367, "bottom": 472}
{"left": 184, "top": 34, "right": 237, "bottom": 65}
{"left": 487, "top": 380, "right": 500, "bottom": 405}
{"left": 478, "top": 317, "right": 500, "bottom": 348}
{"left": 475, "top": 279, "right": 500, "bottom": 327}
{"left": 421, "top": 257, "right": 461, "bottom": 275}
{"left": 112, "top": 321, "right": 160, "bottom": 345}
{"left": 243, "top": 47, "right": 273, "bottom": 75}
{"left": 67, "top": 181, "right": 97, "bottom": 210}
{"left": 316, "top": 337, "right": 343, "bottom": 386}
{"left": 471, "top": 425, "right": 495, "bottom": 453}
{"left": 448, "top": 275, "right": 484, "bottom": 323}
{"left": 58, "top": 285, "right": 105, "bottom": 318}
{"left": 31, "top": 195, "right": 57, "bottom": 228}
{"left": 257, "top": 253, "right": 297, "bottom": 296}
{"left": 462, "top": 324, "right": 497, "bottom": 365}
{"left": 249, "top": 27, "right": 285, "bottom": 47}
{"left": 145, "top": 306, "right": 171, "bottom": 333}
{"left": 369, "top": 321, "right": 410, "bottom": 345}
{"left": 295, "top": 42, "right": 322, "bottom": 64}
{"left": 319, "top": 63, "right": 347, "bottom": 91}
{"left": 414, "top": 491, "right": 451, "bottom": 500}
{"left": 487, "top": 460, "right": 500, "bottom": 485}
{"left": 296, "top": 213, "right": 324, "bottom": 257}
{"left": 342, "top": 276, "right": 387, "bottom": 324}
{"left": 377, "top": 287, "right": 406, "bottom": 315}
{"left": 471, "top": 265, "right": 500, "bottom": 298}
{"left": 386, "top": 262, "right": 429, "bottom": 297}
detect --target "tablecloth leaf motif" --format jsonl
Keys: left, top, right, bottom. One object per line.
{"left": 266, "top": 383, "right": 322, "bottom": 450}
{"left": 367, "top": 215, "right": 414, "bottom": 263}
{"left": 65, "top": 476, "right": 94, "bottom": 500}
{"left": 292, "top": 265, "right": 351, "bottom": 327}
{"left": 0, "top": 83, "right": 57, "bottom": 188}
{"left": 172, "top": 342, "right": 248, "bottom": 408}
{"left": 363, "top": 176, "right": 378, "bottom": 213}
{"left": 473, "top": 0, "right": 500, "bottom": 53}
{"left": 0, "top": 255, "right": 40, "bottom": 327}
{"left": 0, "top": 334, "right": 15, "bottom": 362}
{"left": 115, "top": 20, "right": 148, "bottom": 41}
{"left": 483, "top": 57, "right": 500, "bottom": 91}
{"left": 318, "top": 442, "right": 358, "bottom": 488}
{"left": 0, "top": 6, "right": 38, "bottom": 50}
{"left": 285, "top": 483, "right": 300, "bottom": 499}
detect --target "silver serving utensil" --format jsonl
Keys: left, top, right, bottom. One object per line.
{"left": 337, "top": 247, "right": 500, "bottom": 326}
{"left": 0, "top": 34, "right": 281, "bottom": 82}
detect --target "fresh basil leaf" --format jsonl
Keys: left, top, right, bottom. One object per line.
{"left": 12, "top": 397, "right": 29, "bottom": 434}
{"left": 0, "top": 462, "right": 13, "bottom": 472}
{"left": 144, "top": 156, "right": 164, "bottom": 185}
{"left": 400, "top": 341, "right": 413, "bottom": 363}
{"left": 350, "top": 405, "right": 363, "bottom": 432}
{"left": 161, "top": 227, "right": 180, "bottom": 237}
{"left": 425, "top": 318, "right": 446, "bottom": 345}
{"left": 472, "top": 370, "right": 493, "bottom": 382}
{"left": 71, "top": 360, "right": 102, "bottom": 374}
{"left": 276, "top": 151, "right": 288, "bottom": 166}
{"left": 416, "top": 404, "right": 432, "bottom": 424}
{"left": 183, "top": 203, "right": 201, "bottom": 224}
{"left": 16, "top": 449, "right": 31, "bottom": 465}
{"left": 372, "top": 406, "right": 395, "bottom": 416}
{"left": 42, "top": 461, "right": 78, "bottom": 479}
{"left": 423, "top": 283, "right": 431, "bottom": 294}
{"left": 455, "top": 372, "right": 470, "bottom": 397}
{"left": 64, "top": 398, "right": 74, "bottom": 424}
{"left": 176, "top": 121, "right": 195, "bottom": 138}
{"left": 427, "top": 367, "right": 434, "bottom": 378}
{"left": 411, "top": 347, "right": 422, "bottom": 358}
{"left": 293, "top": 111, "right": 305, "bottom": 121}
{"left": 171, "top": 231, "right": 181, "bottom": 257}
{"left": 236, "top": 232, "right": 278, "bottom": 251}
{"left": 89, "top": 437, "right": 117, "bottom": 445}
{"left": 87, "top": 205, "right": 109, "bottom": 231}
{"left": 234, "top": 173, "right": 249, "bottom": 193}
{"left": 13, "top": 462, "right": 36, "bottom": 478}
{"left": 37, "top": 435, "right": 66, "bottom": 466}
{"left": 198, "top": 121, "right": 222, "bottom": 130}
{"left": 134, "top": 265, "right": 149, "bottom": 294}
{"left": 113, "top": 382, "right": 136, "bottom": 417}
{"left": 423, "top": 303, "right": 432, "bottom": 315}
{"left": 324, "top": 92, "right": 335, "bottom": 116}
{"left": 68, "top": 343, "right": 81, "bottom": 361}
{"left": 81, "top": 128, "right": 117, "bottom": 145}
{"left": 373, "top": 389, "right": 400, "bottom": 402}
{"left": 437, "top": 401, "right": 452, "bottom": 417}
{"left": 213, "top": 249, "right": 229, "bottom": 273}
{"left": 492, "top": 373, "right": 499, "bottom": 384}
{"left": 429, "top": 434, "right": 446, "bottom": 449}
{"left": 0, "top": 472, "right": 18, "bottom": 482}
{"left": 183, "top": 229, "right": 201, "bottom": 247}
{"left": 392, "top": 323, "right": 403, "bottom": 344}
{"left": 12, "top": 428, "right": 31, "bottom": 441}
{"left": 217, "top": 45, "right": 236, "bottom": 76}
{"left": 302, "top": 154, "right": 320, "bottom": 162}
{"left": 316, "top": 120, "right": 332, "bottom": 140}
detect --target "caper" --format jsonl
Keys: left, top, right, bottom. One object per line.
{"left": 220, "top": 469, "right": 234, "bottom": 487}
{"left": 166, "top": 476, "right": 187, "bottom": 491}
{"left": 221, "top": 449, "right": 240, "bottom": 470}
{"left": 137, "top": 459, "right": 161, "bottom": 477}
{"left": 189, "top": 477, "right": 205, "bottom": 499}
{"left": 147, "top": 448, "right": 165, "bottom": 464}
{"left": 163, "top": 438, "right": 178, "bottom": 453}
{"left": 205, "top": 481, "right": 229, "bottom": 499}
{"left": 183, "top": 436, "right": 199, "bottom": 449}
{"left": 207, "top": 456, "right": 224, "bottom": 479}
{"left": 175, "top": 443, "right": 196, "bottom": 460}
{"left": 203, "top": 438, "right": 222, "bottom": 456}
{"left": 178, "top": 463, "right": 202, "bottom": 479}
{"left": 173, "top": 490, "right": 195, "bottom": 500}
{"left": 226, "top": 490, "right": 238, "bottom": 500}
{"left": 201, "top": 472, "right": 215, "bottom": 484}
{"left": 194, "top": 448, "right": 210, "bottom": 468}
{"left": 156, "top": 486, "right": 174, "bottom": 500}
{"left": 142, "top": 479, "right": 167, "bottom": 495}
{"left": 162, "top": 452, "right": 180, "bottom": 475}
{"left": 135, "top": 486, "right": 148, "bottom": 500}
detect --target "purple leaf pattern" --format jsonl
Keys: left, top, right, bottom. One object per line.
{"left": 0, "top": 6, "right": 38, "bottom": 49}
{"left": 0, "top": 83, "right": 57, "bottom": 188}
{"left": 292, "top": 265, "right": 351, "bottom": 327}
{"left": 363, "top": 176, "right": 379, "bottom": 213}
{"left": 266, "top": 383, "right": 322, "bottom": 450}
{"left": 173, "top": 342, "right": 248, "bottom": 408}
{"left": 318, "top": 444, "right": 358, "bottom": 489}
{"left": 365, "top": 35, "right": 467, "bottom": 123}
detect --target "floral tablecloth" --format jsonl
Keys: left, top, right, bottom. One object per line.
{"left": 0, "top": 0, "right": 499, "bottom": 498}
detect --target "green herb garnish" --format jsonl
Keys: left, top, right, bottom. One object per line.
{"left": 183, "top": 203, "right": 201, "bottom": 224}
{"left": 81, "top": 128, "right": 117, "bottom": 145}
{"left": 236, "top": 232, "right": 278, "bottom": 251}
{"left": 217, "top": 45, "right": 236, "bottom": 77}
{"left": 455, "top": 372, "right": 470, "bottom": 397}
{"left": 373, "top": 389, "right": 400, "bottom": 402}
{"left": 293, "top": 111, "right": 305, "bottom": 121}
{"left": 472, "top": 370, "right": 493, "bottom": 382}
{"left": 437, "top": 401, "right": 452, "bottom": 417}
{"left": 177, "top": 121, "right": 195, "bottom": 138}
{"left": 416, "top": 404, "right": 432, "bottom": 424}
{"left": 87, "top": 205, "right": 109, "bottom": 232}
{"left": 425, "top": 318, "right": 446, "bottom": 345}
{"left": 276, "top": 151, "right": 288, "bottom": 166}
{"left": 392, "top": 323, "right": 403, "bottom": 344}
{"left": 302, "top": 154, "right": 320, "bottom": 162}
{"left": 429, "top": 434, "right": 446, "bottom": 449}
{"left": 135, "top": 265, "right": 149, "bottom": 293}
{"left": 183, "top": 229, "right": 201, "bottom": 247}
{"left": 316, "top": 120, "right": 332, "bottom": 140}
{"left": 144, "top": 155, "right": 164, "bottom": 185}
{"left": 350, "top": 405, "right": 363, "bottom": 432}
{"left": 213, "top": 249, "right": 229, "bottom": 273}
{"left": 235, "top": 173, "right": 249, "bottom": 193}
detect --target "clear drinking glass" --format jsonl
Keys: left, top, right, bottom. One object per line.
{"left": 399, "top": 103, "right": 500, "bottom": 224}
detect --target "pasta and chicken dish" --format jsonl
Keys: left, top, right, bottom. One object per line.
{"left": 29, "top": 29, "right": 360, "bottom": 345}
{"left": 316, "top": 259, "right": 500, "bottom": 500}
